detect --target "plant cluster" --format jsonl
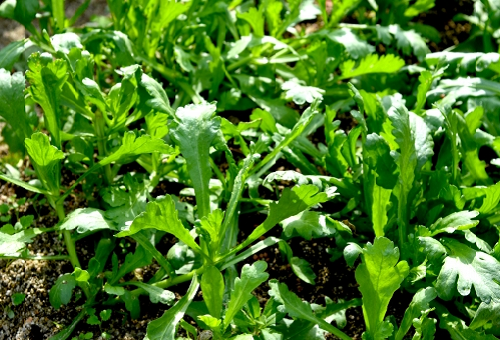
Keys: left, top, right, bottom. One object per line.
{"left": 0, "top": 0, "right": 500, "bottom": 339}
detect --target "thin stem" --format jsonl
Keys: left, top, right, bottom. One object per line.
{"left": 94, "top": 110, "right": 113, "bottom": 185}
{"left": 130, "top": 266, "right": 204, "bottom": 297}
{"left": 55, "top": 202, "right": 82, "bottom": 269}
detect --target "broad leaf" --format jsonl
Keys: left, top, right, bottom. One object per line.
{"left": 0, "top": 69, "right": 31, "bottom": 141}
{"left": 58, "top": 208, "right": 116, "bottom": 233}
{"left": 435, "top": 238, "right": 500, "bottom": 303}
{"left": 25, "top": 132, "right": 64, "bottom": 195}
{"left": 0, "top": 40, "right": 25, "bottom": 70}
{"left": 201, "top": 266, "right": 224, "bottom": 319}
{"left": 49, "top": 274, "right": 76, "bottom": 309}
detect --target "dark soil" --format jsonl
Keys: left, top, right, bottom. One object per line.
{"left": 417, "top": 0, "right": 474, "bottom": 51}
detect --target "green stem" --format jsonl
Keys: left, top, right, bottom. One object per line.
{"left": 131, "top": 266, "right": 204, "bottom": 297}
{"left": 55, "top": 202, "right": 81, "bottom": 269}
{"left": 94, "top": 111, "right": 113, "bottom": 185}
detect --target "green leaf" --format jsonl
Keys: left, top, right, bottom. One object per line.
{"left": 58, "top": 208, "right": 116, "bottom": 233}
{"left": 51, "top": 33, "right": 82, "bottom": 55}
{"left": 0, "top": 228, "right": 45, "bottom": 255}
{"left": 0, "top": 40, "right": 26, "bottom": 70}
{"left": 116, "top": 195, "right": 202, "bottom": 254}
{"left": 201, "top": 266, "right": 224, "bottom": 319}
{"left": 0, "top": 69, "right": 31, "bottom": 141}
{"left": 25, "top": 132, "right": 64, "bottom": 196}
{"left": 395, "top": 287, "right": 437, "bottom": 340}
{"left": 268, "top": 280, "right": 351, "bottom": 340}
{"left": 49, "top": 274, "right": 76, "bottom": 309}
{"left": 146, "top": 276, "right": 199, "bottom": 340}
{"left": 240, "top": 185, "right": 331, "bottom": 250}
{"left": 462, "top": 181, "right": 500, "bottom": 215}
{"left": 26, "top": 53, "right": 68, "bottom": 148}
{"left": 435, "top": 238, "right": 500, "bottom": 303}
{"left": 100, "top": 310, "right": 112, "bottom": 321}
{"left": 140, "top": 74, "right": 174, "bottom": 115}
{"left": 388, "top": 102, "right": 417, "bottom": 246}
{"left": 290, "top": 257, "right": 316, "bottom": 284}
{"left": 238, "top": 7, "right": 265, "bottom": 37}
{"left": 198, "top": 209, "right": 224, "bottom": 255}
{"left": 433, "top": 302, "right": 497, "bottom": 340}
{"left": 13, "top": 0, "right": 39, "bottom": 25}
{"left": 364, "top": 133, "right": 398, "bottom": 189}
{"left": 281, "top": 211, "right": 347, "bottom": 240}
{"left": 281, "top": 79, "right": 324, "bottom": 105}
{"left": 414, "top": 71, "right": 432, "bottom": 115}
{"left": 390, "top": 25, "right": 430, "bottom": 62}
{"left": 73, "top": 268, "right": 90, "bottom": 283}
{"left": 104, "top": 283, "right": 125, "bottom": 296}
{"left": 344, "top": 243, "right": 363, "bottom": 267}
{"left": 102, "top": 132, "right": 173, "bottom": 166}
{"left": 112, "top": 245, "right": 152, "bottom": 284}
{"left": 339, "top": 54, "right": 405, "bottom": 79}
{"left": 470, "top": 300, "right": 500, "bottom": 330}
{"left": 169, "top": 102, "right": 220, "bottom": 218}
{"left": 428, "top": 211, "right": 479, "bottom": 236}
{"left": 404, "top": 0, "right": 435, "bottom": 17}
{"left": 0, "top": 174, "right": 48, "bottom": 196}
{"left": 411, "top": 309, "right": 436, "bottom": 340}
{"left": 11, "top": 293, "right": 25, "bottom": 306}
{"left": 0, "top": 0, "right": 15, "bottom": 18}
{"left": 355, "top": 237, "right": 409, "bottom": 339}
{"left": 224, "top": 261, "right": 269, "bottom": 329}
{"left": 326, "top": 28, "right": 374, "bottom": 59}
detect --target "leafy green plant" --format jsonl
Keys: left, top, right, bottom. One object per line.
{"left": 0, "top": 1, "right": 500, "bottom": 339}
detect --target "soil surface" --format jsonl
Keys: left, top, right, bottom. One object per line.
{"left": 0, "top": 0, "right": 476, "bottom": 339}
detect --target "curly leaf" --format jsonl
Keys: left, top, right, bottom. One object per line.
{"left": 339, "top": 54, "right": 405, "bottom": 80}
{"left": 355, "top": 237, "right": 409, "bottom": 340}
{"left": 116, "top": 195, "right": 201, "bottom": 254}
{"left": 26, "top": 53, "right": 68, "bottom": 148}
{"left": 224, "top": 261, "right": 269, "bottom": 329}
{"left": 169, "top": 102, "right": 220, "bottom": 218}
